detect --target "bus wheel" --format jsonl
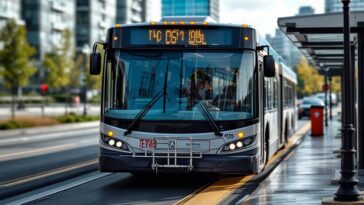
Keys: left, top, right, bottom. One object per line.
{"left": 284, "top": 121, "right": 289, "bottom": 144}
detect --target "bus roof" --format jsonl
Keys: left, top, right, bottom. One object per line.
{"left": 113, "top": 16, "right": 255, "bottom": 29}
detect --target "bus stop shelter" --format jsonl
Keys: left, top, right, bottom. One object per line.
{"left": 278, "top": 11, "right": 364, "bottom": 173}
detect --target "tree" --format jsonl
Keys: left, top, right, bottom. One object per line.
{"left": 74, "top": 47, "right": 102, "bottom": 91}
{"left": 42, "top": 29, "right": 74, "bottom": 89}
{"left": 295, "top": 57, "right": 324, "bottom": 98}
{"left": 0, "top": 20, "right": 36, "bottom": 118}
{"left": 330, "top": 76, "right": 341, "bottom": 94}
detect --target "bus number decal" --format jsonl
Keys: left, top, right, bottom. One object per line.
{"left": 139, "top": 139, "right": 157, "bottom": 149}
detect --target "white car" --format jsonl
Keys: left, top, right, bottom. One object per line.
{"left": 314, "top": 93, "right": 338, "bottom": 106}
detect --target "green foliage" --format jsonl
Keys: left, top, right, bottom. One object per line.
{"left": 0, "top": 114, "right": 99, "bottom": 130}
{"left": 331, "top": 76, "right": 341, "bottom": 94}
{"left": 0, "top": 20, "right": 36, "bottom": 89}
{"left": 42, "top": 29, "right": 74, "bottom": 89}
{"left": 295, "top": 58, "right": 324, "bottom": 97}
{"left": 51, "top": 93, "right": 72, "bottom": 103}
{"left": 56, "top": 113, "right": 99, "bottom": 123}
{"left": 0, "top": 117, "right": 59, "bottom": 130}
{"left": 84, "top": 52, "right": 102, "bottom": 90}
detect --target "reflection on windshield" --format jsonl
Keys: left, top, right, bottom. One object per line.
{"left": 104, "top": 51, "right": 257, "bottom": 121}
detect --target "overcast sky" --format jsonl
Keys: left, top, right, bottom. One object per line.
{"left": 150, "top": 0, "right": 325, "bottom": 36}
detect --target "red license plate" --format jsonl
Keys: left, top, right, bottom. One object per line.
{"left": 139, "top": 139, "right": 157, "bottom": 149}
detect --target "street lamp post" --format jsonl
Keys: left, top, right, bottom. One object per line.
{"left": 81, "top": 44, "right": 90, "bottom": 116}
{"left": 334, "top": 0, "right": 361, "bottom": 201}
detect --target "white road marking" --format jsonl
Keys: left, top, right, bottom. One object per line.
{"left": 0, "top": 159, "right": 98, "bottom": 187}
{"left": 0, "top": 139, "right": 97, "bottom": 162}
{"left": 4, "top": 172, "right": 112, "bottom": 205}
{"left": 0, "top": 128, "right": 99, "bottom": 146}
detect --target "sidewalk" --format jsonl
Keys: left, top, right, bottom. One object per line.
{"left": 0, "top": 121, "right": 99, "bottom": 138}
{"left": 243, "top": 116, "right": 349, "bottom": 204}
{"left": 0, "top": 104, "right": 100, "bottom": 119}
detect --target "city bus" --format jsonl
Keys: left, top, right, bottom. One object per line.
{"left": 89, "top": 17, "right": 297, "bottom": 174}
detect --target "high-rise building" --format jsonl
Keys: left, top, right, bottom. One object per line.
{"left": 0, "top": 0, "right": 24, "bottom": 28}
{"left": 162, "top": 0, "right": 219, "bottom": 22}
{"left": 76, "top": 0, "right": 116, "bottom": 50}
{"left": 116, "top": 0, "right": 151, "bottom": 24}
{"left": 298, "top": 6, "right": 315, "bottom": 15}
{"left": 266, "top": 6, "right": 312, "bottom": 69}
{"left": 22, "top": 0, "right": 75, "bottom": 60}
{"left": 266, "top": 29, "right": 298, "bottom": 68}
{"left": 325, "top": 0, "right": 364, "bottom": 13}
{"left": 21, "top": 0, "right": 75, "bottom": 85}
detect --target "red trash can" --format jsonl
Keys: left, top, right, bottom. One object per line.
{"left": 310, "top": 105, "right": 324, "bottom": 136}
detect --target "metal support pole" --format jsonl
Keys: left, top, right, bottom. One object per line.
{"left": 325, "top": 70, "right": 329, "bottom": 127}
{"left": 334, "top": 0, "right": 361, "bottom": 201}
{"left": 329, "top": 75, "right": 333, "bottom": 120}
{"left": 82, "top": 54, "right": 87, "bottom": 116}
{"left": 357, "top": 24, "right": 364, "bottom": 171}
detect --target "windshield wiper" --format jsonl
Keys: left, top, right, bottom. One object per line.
{"left": 124, "top": 91, "right": 163, "bottom": 136}
{"left": 196, "top": 101, "right": 223, "bottom": 137}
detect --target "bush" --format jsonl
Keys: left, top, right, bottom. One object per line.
{"left": 51, "top": 93, "right": 72, "bottom": 103}
{"left": 0, "top": 117, "right": 59, "bottom": 130}
{"left": 56, "top": 114, "right": 99, "bottom": 123}
{"left": 0, "top": 114, "right": 99, "bottom": 130}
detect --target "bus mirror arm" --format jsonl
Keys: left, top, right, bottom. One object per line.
{"left": 256, "top": 45, "right": 270, "bottom": 55}
{"left": 257, "top": 45, "right": 276, "bottom": 78}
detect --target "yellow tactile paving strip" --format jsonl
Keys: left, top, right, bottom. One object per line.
{"left": 175, "top": 122, "right": 311, "bottom": 205}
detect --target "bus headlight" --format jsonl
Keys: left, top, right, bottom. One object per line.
{"left": 116, "top": 141, "right": 122, "bottom": 148}
{"left": 101, "top": 133, "right": 129, "bottom": 151}
{"left": 108, "top": 139, "right": 115, "bottom": 146}
{"left": 221, "top": 135, "right": 255, "bottom": 152}
{"left": 229, "top": 143, "right": 236, "bottom": 150}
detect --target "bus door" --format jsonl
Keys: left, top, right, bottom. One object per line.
{"left": 278, "top": 73, "right": 284, "bottom": 146}
{"left": 258, "top": 57, "right": 265, "bottom": 163}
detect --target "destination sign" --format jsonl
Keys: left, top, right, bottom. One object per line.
{"left": 127, "top": 28, "right": 234, "bottom": 46}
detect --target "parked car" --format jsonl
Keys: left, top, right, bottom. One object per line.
{"left": 298, "top": 97, "right": 325, "bottom": 119}
{"left": 314, "top": 93, "right": 338, "bottom": 106}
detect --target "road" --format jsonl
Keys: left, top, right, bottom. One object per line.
{"left": 0, "top": 120, "right": 309, "bottom": 205}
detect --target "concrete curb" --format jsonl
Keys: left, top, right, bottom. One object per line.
{"left": 0, "top": 121, "right": 99, "bottom": 138}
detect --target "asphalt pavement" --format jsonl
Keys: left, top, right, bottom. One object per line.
{"left": 0, "top": 124, "right": 99, "bottom": 199}
{"left": 0, "top": 117, "right": 313, "bottom": 205}
{"left": 0, "top": 120, "right": 309, "bottom": 205}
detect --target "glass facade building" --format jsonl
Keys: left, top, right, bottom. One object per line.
{"left": 325, "top": 0, "right": 364, "bottom": 13}
{"left": 266, "top": 6, "right": 313, "bottom": 69}
{"left": 162, "top": 0, "right": 219, "bottom": 22}
{"left": 76, "top": 0, "right": 116, "bottom": 50}
{"left": 116, "top": 0, "right": 151, "bottom": 24}
{"left": 21, "top": 0, "right": 75, "bottom": 86}
{"left": 22, "top": 0, "right": 75, "bottom": 60}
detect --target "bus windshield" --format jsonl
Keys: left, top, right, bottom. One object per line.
{"left": 104, "top": 50, "right": 257, "bottom": 121}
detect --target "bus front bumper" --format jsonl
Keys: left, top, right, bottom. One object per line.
{"left": 99, "top": 147, "right": 260, "bottom": 174}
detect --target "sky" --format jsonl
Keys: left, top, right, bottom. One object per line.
{"left": 150, "top": 0, "right": 325, "bottom": 36}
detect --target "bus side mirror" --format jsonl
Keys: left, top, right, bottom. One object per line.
{"left": 90, "top": 42, "right": 104, "bottom": 75}
{"left": 90, "top": 53, "right": 101, "bottom": 75}
{"left": 264, "top": 55, "right": 276, "bottom": 77}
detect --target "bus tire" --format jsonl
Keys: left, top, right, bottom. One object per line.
{"left": 284, "top": 120, "right": 289, "bottom": 144}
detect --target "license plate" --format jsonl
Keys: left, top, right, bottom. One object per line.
{"left": 139, "top": 139, "right": 156, "bottom": 149}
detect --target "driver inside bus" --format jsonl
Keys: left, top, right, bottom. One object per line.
{"left": 186, "top": 70, "right": 213, "bottom": 109}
